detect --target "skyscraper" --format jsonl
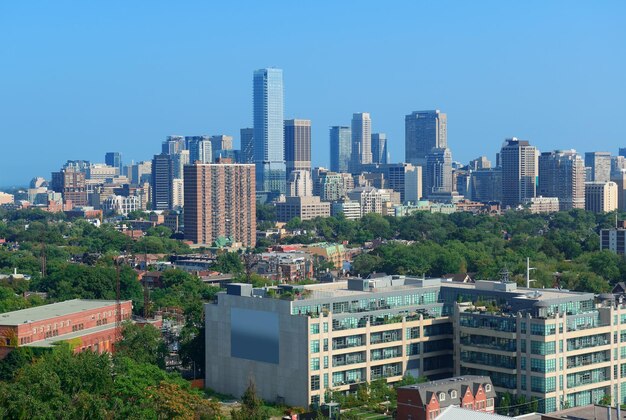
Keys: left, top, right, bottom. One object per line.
{"left": 50, "top": 168, "right": 88, "bottom": 208}
{"left": 162, "top": 135, "right": 185, "bottom": 155}
{"left": 371, "top": 133, "right": 388, "bottom": 164}
{"left": 183, "top": 163, "right": 256, "bottom": 247}
{"left": 500, "top": 138, "right": 538, "bottom": 208}
{"left": 151, "top": 153, "right": 173, "bottom": 211}
{"left": 350, "top": 113, "right": 372, "bottom": 174}
{"left": 104, "top": 152, "right": 122, "bottom": 175}
{"left": 210, "top": 135, "right": 234, "bottom": 157}
{"left": 172, "top": 150, "right": 190, "bottom": 179}
{"left": 329, "top": 126, "right": 351, "bottom": 173}
{"left": 253, "top": 68, "right": 286, "bottom": 197}
{"left": 405, "top": 110, "right": 447, "bottom": 166}
{"left": 585, "top": 151, "right": 612, "bottom": 182}
{"left": 424, "top": 148, "right": 453, "bottom": 197}
{"left": 287, "top": 170, "right": 313, "bottom": 197}
{"left": 538, "top": 150, "right": 585, "bottom": 210}
{"left": 240, "top": 128, "right": 254, "bottom": 164}
{"left": 284, "top": 119, "right": 311, "bottom": 178}
{"left": 186, "top": 136, "right": 212, "bottom": 164}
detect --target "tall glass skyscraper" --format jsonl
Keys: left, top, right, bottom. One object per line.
{"left": 405, "top": 110, "right": 447, "bottom": 166}
{"left": 350, "top": 113, "right": 372, "bottom": 174}
{"left": 253, "top": 68, "right": 286, "bottom": 196}
{"left": 329, "top": 126, "right": 351, "bottom": 173}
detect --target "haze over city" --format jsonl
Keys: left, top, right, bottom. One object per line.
{"left": 1, "top": 1, "right": 625, "bottom": 187}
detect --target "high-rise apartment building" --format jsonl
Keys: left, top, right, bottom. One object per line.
{"left": 284, "top": 119, "right": 312, "bottom": 178}
{"left": 183, "top": 163, "right": 256, "bottom": 247}
{"left": 500, "top": 138, "right": 538, "bottom": 208}
{"left": 329, "top": 126, "right": 351, "bottom": 173}
{"left": 253, "top": 68, "right": 286, "bottom": 197}
{"left": 50, "top": 168, "right": 88, "bottom": 207}
{"left": 240, "top": 128, "right": 254, "bottom": 164}
{"left": 172, "top": 150, "right": 190, "bottom": 179}
{"left": 585, "top": 152, "right": 612, "bottom": 182}
{"left": 287, "top": 170, "right": 313, "bottom": 197}
{"left": 151, "top": 154, "right": 173, "bottom": 211}
{"left": 104, "top": 152, "right": 122, "bottom": 175}
{"left": 538, "top": 150, "right": 585, "bottom": 210}
{"left": 350, "top": 113, "right": 372, "bottom": 174}
{"left": 371, "top": 133, "right": 388, "bottom": 164}
{"left": 585, "top": 181, "right": 618, "bottom": 213}
{"left": 405, "top": 110, "right": 447, "bottom": 166}
{"left": 424, "top": 148, "right": 453, "bottom": 197}
{"left": 162, "top": 135, "right": 185, "bottom": 155}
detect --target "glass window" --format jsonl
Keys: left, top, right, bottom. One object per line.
{"left": 310, "top": 340, "right": 320, "bottom": 353}
{"left": 310, "top": 324, "right": 320, "bottom": 334}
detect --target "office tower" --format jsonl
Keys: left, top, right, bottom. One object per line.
{"left": 405, "top": 110, "right": 447, "bottom": 166}
{"left": 253, "top": 68, "right": 286, "bottom": 197}
{"left": 162, "top": 135, "right": 185, "bottom": 155}
{"left": 210, "top": 135, "right": 234, "bottom": 157}
{"left": 469, "top": 156, "right": 491, "bottom": 171}
{"left": 585, "top": 152, "right": 612, "bottom": 182}
{"left": 50, "top": 168, "right": 88, "bottom": 207}
{"left": 538, "top": 150, "right": 585, "bottom": 210}
{"left": 172, "top": 150, "right": 190, "bottom": 179}
{"left": 130, "top": 161, "right": 152, "bottom": 185}
{"left": 183, "top": 163, "right": 256, "bottom": 247}
{"left": 240, "top": 128, "right": 254, "bottom": 164}
{"left": 329, "top": 126, "right": 351, "bottom": 173}
{"left": 585, "top": 181, "right": 618, "bottom": 213}
{"left": 185, "top": 136, "right": 211, "bottom": 163}
{"left": 500, "top": 138, "right": 537, "bottom": 208}
{"left": 287, "top": 170, "right": 313, "bottom": 197}
{"left": 104, "top": 152, "right": 122, "bottom": 175}
{"left": 284, "top": 119, "right": 312, "bottom": 178}
{"left": 611, "top": 170, "right": 626, "bottom": 211}
{"left": 424, "top": 148, "right": 453, "bottom": 197}
{"left": 349, "top": 113, "right": 372, "bottom": 174}
{"left": 371, "top": 133, "right": 388, "bottom": 164}
{"left": 469, "top": 169, "right": 502, "bottom": 203}
{"left": 360, "top": 163, "right": 422, "bottom": 203}
{"left": 151, "top": 154, "right": 173, "bottom": 211}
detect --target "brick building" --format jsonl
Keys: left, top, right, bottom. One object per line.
{"left": 0, "top": 299, "right": 132, "bottom": 359}
{"left": 396, "top": 376, "right": 495, "bottom": 420}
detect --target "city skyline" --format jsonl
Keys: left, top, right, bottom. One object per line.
{"left": 1, "top": 2, "right": 625, "bottom": 187}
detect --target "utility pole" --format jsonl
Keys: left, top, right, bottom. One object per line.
{"left": 526, "top": 257, "right": 536, "bottom": 289}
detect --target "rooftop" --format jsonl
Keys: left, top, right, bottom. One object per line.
{"left": 0, "top": 299, "right": 128, "bottom": 326}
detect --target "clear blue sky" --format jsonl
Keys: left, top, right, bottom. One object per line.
{"left": 1, "top": 1, "right": 625, "bottom": 187}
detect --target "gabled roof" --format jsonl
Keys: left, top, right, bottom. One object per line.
{"left": 399, "top": 376, "right": 495, "bottom": 410}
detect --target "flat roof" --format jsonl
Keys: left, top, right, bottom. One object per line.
{"left": 0, "top": 299, "right": 129, "bottom": 326}
{"left": 25, "top": 322, "right": 118, "bottom": 348}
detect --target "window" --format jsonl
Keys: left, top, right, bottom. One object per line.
{"left": 450, "top": 390, "right": 457, "bottom": 399}
{"left": 311, "top": 358, "right": 320, "bottom": 371}
{"left": 310, "top": 340, "right": 320, "bottom": 353}
{"left": 485, "top": 384, "right": 492, "bottom": 392}
{"left": 310, "top": 324, "right": 319, "bottom": 334}
{"left": 439, "top": 393, "right": 445, "bottom": 401}
{"left": 311, "top": 375, "right": 320, "bottom": 391}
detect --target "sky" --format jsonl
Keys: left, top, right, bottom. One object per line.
{"left": 1, "top": 1, "right": 625, "bottom": 187}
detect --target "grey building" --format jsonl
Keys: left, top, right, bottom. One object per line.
{"left": 424, "top": 148, "right": 453, "bottom": 197}
{"left": 162, "top": 135, "right": 185, "bottom": 155}
{"left": 186, "top": 136, "right": 212, "bottom": 164}
{"left": 151, "top": 153, "right": 173, "bottom": 210}
{"left": 211, "top": 135, "right": 234, "bottom": 158}
{"left": 350, "top": 113, "right": 372, "bottom": 174}
{"left": 469, "top": 168, "right": 502, "bottom": 203}
{"left": 371, "top": 133, "right": 389, "bottom": 164}
{"left": 500, "top": 138, "right": 537, "bottom": 208}
{"left": 240, "top": 128, "right": 254, "bottom": 164}
{"left": 585, "top": 152, "right": 612, "bottom": 182}
{"left": 538, "top": 150, "right": 585, "bottom": 210}
{"left": 405, "top": 110, "right": 447, "bottom": 166}
{"left": 360, "top": 163, "right": 423, "bottom": 203}
{"left": 330, "top": 126, "right": 351, "bottom": 173}
{"left": 253, "top": 68, "right": 286, "bottom": 197}
{"left": 284, "top": 119, "right": 311, "bottom": 178}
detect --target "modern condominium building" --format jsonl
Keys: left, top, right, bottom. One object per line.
{"left": 350, "top": 113, "right": 372, "bottom": 174}
{"left": 538, "top": 150, "right": 585, "bottom": 210}
{"left": 330, "top": 126, "right": 351, "bottom": 173}
{"left": 500, "top": 138, "right": 538, "bottom": 208}
{"left": 206, "top": 275, "right": 626, "bottom": 413}
{"left": 285, "top": 119, "right": 312, "bottom": 178}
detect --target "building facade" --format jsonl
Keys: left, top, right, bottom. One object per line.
{"left": 240, "top": 128, "right": 254, "bottom": 164}
{"left": 350, "top": 113, "right": 372, "bottom": 174}
{"left": 50, "top": 168, "right": 88, "bottom": 207}
{"left": 538, "top": 150, "right": 585, "bottom": 210}
{"left": 500, "top": 138, "right": 537, "bottom": 208}
{"left": 183, "top": 163, "right": 256, "bottom": 247}
{"left": 585, "top": 152, "right": 612, "bottom": 182}
{"left": 0, "top": 299, "right": 132, "bottom": 359}
{"left": 424, "top": 148, "right": 453, "bottom": 198}
{"left": 285, "top": 119, "right": 312, "bottom": 178}
{"left": 104, "top": 152, "right": 122, "bottom": 175}
{"left": 275, "top": 196, "right": 331, "bottom": 222}
{"left": 287, "top": 170, "right": 313, "bottom": 197}
{"left": 585, "top": 181, "right": 618, "bottom": 213}
{"left": 330, "top": 126, "right": 351, "bottom": 173}
{"left": 151, "top": 153, "right": 173, "bottom": 211}
{"left": 405, "top": 110, "right": 447, "bottom": 166}
{"left": 253, "top": 68, "right": 286, "bottom": 197}
{"left": 205, "top": 275, "right": 626, "bottom": 413}
{"left": 371, "top": 133, "right": 388, "bottom": 164}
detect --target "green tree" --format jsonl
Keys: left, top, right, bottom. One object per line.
{"left": 114, "top": 322, "right": 168, "bottom": 369}
{"left": 231, "top": 380, "right": 267, "bottom": 420}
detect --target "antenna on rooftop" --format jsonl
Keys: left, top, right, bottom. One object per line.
{"left": 526, "top": 257, "right": 536, "bottom": 289}
{"left": 499, "top": 267, "right": 510, "bottom": 283}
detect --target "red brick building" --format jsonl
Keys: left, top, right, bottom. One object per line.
{"left": 0, "top": 299, "right": 132, "bottom": 359}
{"left": 396, "top": 376, "right": 496, "bottom": 420}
